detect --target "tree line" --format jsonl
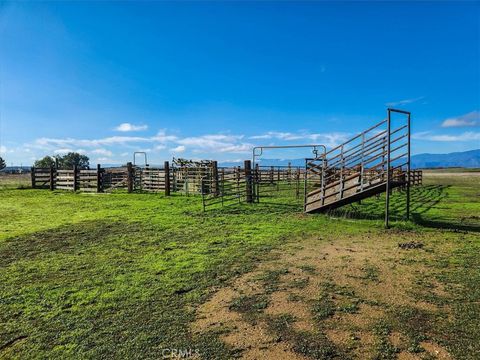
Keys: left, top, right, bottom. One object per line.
{"left": 34, "top": 152, "right": 90, "bottom": 169}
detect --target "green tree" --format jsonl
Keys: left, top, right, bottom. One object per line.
{"left": 56, "top": 152, "right": 90, "bottom": 169}
{"left": 0, "top": 156, "right": 5, "bottom": 171}
{"left": 34, "top": 156, "right": 56, "bottom": 168}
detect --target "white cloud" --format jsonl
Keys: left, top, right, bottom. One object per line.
{"left": 91, "top": 148, "right": 113, "bottom": 156}
{"left": 177, "top": 134, "right": 243, "bottom": 147}
{"left": 152, "top": 130, "right": 178, "bottom": 143}
{"left": 114, "top": 123, "right": 148, "bottom": 132}
{"left": 250, "top": 132, "right": 299, "bottom": 140}
{"left": 96, "top": 157, "right": 113, "bottom": 162}
{"left": 176, "top": 134, "right": 251, "bottom": 153}
{"left": 53, "top": 148, "right": 89, "bottom": 155}
{"left": 170, "top": 145, "right": 186, "bottom": 153}
{"left": 35, "top": 136, "right": 151, "bottom": 148}
{"left": 386, "top": 96, "right": 425, "bottom": 107}
{"left": 53, "top": 148, "right": 75, "bottom": 154}
{"left": 0, "top": 145, "right": 6, "bottom": 154}
{"left": 217, "top": 144, "right": 252, "bottom": 153}
{"left": 249, "top": 131, "right": 349, "bottom": 147}
{"left": 30, "top": 128, "right": 354, "bottom": 160}
{"left": 441, "top": 111, "right": 479, "bottom": 128}
{"left": 412, "top": 131, "right": 480, "bottom": 142}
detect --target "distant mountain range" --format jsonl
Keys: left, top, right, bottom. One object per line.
{"left": 220, "top": 149, "right": 480, "bottom": 169}
{"left": 407, "top": 149, "right": 480, "bottom": 168}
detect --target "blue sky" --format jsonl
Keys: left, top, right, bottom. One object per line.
{"left": 0, "top": 1, "right": 479, "bottom": 165}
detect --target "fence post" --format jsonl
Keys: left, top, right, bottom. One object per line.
{"left": 31, "top": 167, "right": 35, "bottom": 189}
{"left": 73, "top": 165, "right": 78, "bottom": 192}
{"left": 97, "top": 164, "right": 102, "bottom": 193}
{"left": 49, "top": 165, "right": 54, "bottom": 191}
{"left": 296, "top": 168, "right": 300, "bottom": 198}
{"left": 127, "top": 162, "right": 133, "bottom": 193}
{"left": 212, "top": 160, "right": 219, "bottom": 196}
{"left": 164, "top": 161, "right": 170, "bottom": 196}
{"left": 244, "top": 160, "right": 253, "bottom": 203}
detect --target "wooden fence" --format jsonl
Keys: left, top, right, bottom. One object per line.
{"left": 32, "top": 165, "right": 103, "bottom": 192}
{"left": 30, "top": 162, "right": 422, "bottom": 196}
{"left": 31, "top": 161, "right": 172, "bottom": 195}
{"left": 410, "top": 170, "right": 423, "bottom": 186}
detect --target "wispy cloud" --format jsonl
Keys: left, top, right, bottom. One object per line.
{"left": 35, "top": 136, "right": 151, "bottom": 148}
{"left": 32, "top": 132, "right": 250, "bottom": 155}
{"left": 114, "top": 123, "right": 148, "bottom": 132}
{"left": 249, "top": 131, "right": 350, "bottom": 147}
{"left": 28, "top": 129, "right": 356, "bottom": 161}
{"left": 91, "top": 148, "right": 113, "bottom": 156}
{"left": 53, "top": 148, "right": 77, "bottom": 154}
{"left": 412, "top": 131, "right": 480, "bottom": 142}
{"left": 96, "top": 157, "right": 114, "bottom": 162}
{"left": 0, "top": 145, "right": 7, "bottom": 154}
{"left": 170, "top": 145, "right": 186, "bottom": 153}
{"left": 385, "top": 96, "right": 425, "bottom": 107}
{"left": 441, "top": 111, "right": 479, "bottom": 128}
{"left": 176, "top": 134, "right": 251, "bottom": 153}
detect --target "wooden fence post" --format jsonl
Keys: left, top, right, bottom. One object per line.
{"left": 31, "top": 167, "right": 35, "bottom": 189}
{"left": 73, "top": 165, "right": 78, "bottom": 192}
{"left": 212, "top": 161, "right": 219, "bottom": 196}
{"left": 97, "top": 164, "right": 102, "bottom": 193}
{"left": 255, "top": 163, "right": 260, "bottom": 201}
{"left": 49, "top": 165, "right": 54, "bottom": 191}
{"left": 127, "top": 162, "right": 133, "bottom": 193}
{"left": 244, "top": 160, "right": 253, "bottom": 203}
{"left": 164, "top": 161, "right": 170, "bottom": 196}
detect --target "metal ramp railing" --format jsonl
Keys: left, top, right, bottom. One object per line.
{"left": 304, "top": 109, "right": 412, "bottom": 227}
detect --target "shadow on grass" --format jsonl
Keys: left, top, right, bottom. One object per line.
{"left": 328, "top": 185, "right": 446, "bottom": 218}
{"left": 328, "top": 185, "right": 479, "bottom": 233}
{"left": 411, "top": 213, "right": 480, "bottom": 233}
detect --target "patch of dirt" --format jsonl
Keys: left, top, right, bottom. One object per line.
{"left": 192, "top": 265, "right": 305, "bottom": 359}
{"left": 421, "top": 341, "right": 452, "bottom": 359}
{"left": 397, "top": 351, "right": 422, "bottom": 360}
{"left": 324, "top": 303, "right": 384, "bottom": 331}
{"left": 324, "top": 329, "right": 351, "bottom": 346}
{"left": 351, "top": 331, "right": 377, "bottom": 359}
{"left": 389, "top": 331, "right": 407, "bottom": 348}
{"left": 192, "top": 233, "right": 448, "bottom": 359}
{"left": 431, "top": 280, "right": 449, "bottom": 298}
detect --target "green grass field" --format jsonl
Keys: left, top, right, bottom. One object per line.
{"left": 1, "top": 172, "right": 479, "bottom": 359}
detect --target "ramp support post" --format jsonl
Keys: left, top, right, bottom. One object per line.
{"left": 385, "top": 109, "right": 392, "bottom": 228}
{"left": 406, "top": 112, "right": 411, "bottom": 221}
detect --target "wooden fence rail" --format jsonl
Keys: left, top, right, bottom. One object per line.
{"left": 31, "top": 163, "right": 423, "bottom": 198}
{"left": 30, "top": 162, "right": 174, "bottom": 195}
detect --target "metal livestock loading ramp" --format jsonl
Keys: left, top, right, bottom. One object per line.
{"left": 304, "top": 108, "right": 412, "bottom": 228}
